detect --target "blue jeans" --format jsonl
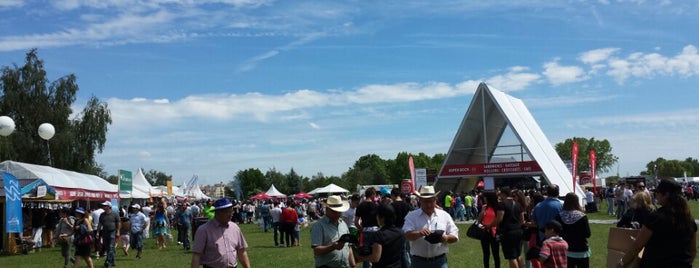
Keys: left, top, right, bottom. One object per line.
{"left": 263, "top": 216, "right": 271, "bottom": 232}
{"left": 272, "top": 222, "right": 280, "bottom": 246}
{"left": 410, "top": 254, "right": 448, "bottom": 268}
{"left": 401, "top": 240, "right": 410, "bottom": 268}
{"left": 616, "top": 200, "right": 626, "bottom": 220}
{"left": 606, "top": 197, "right": 615, "bottom": 215}
{"left": 101, "top": 230, "right": 116, "bottom": 265}
{"left": 178, "top": 224, "right": 191, "bottom": 249}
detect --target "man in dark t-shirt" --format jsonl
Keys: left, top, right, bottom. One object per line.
{"left": 390, "top": 188, "right": 412, "bottom": 268}
{"left": 355, "top": 187, "right": 379, "bottom": 268}
{"left": 97, "top": 201, "right": 121, "bottom": 267}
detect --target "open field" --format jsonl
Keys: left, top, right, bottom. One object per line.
{"left": 2, "top": 201, "right": 699, "bottom": 267}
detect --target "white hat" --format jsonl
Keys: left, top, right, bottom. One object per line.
{"left": 323, "top": 195, "right": 349, "bottom": 213}
{"left": 101, "top": 201, "right": 112, "bottom": 207}
{"left": 131, "top": 204, "right": 141, "bottom": 210}
{"left": 415, "top": 186, "right": 440, "bottom": 199}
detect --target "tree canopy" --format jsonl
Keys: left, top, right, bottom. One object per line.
{"left": 0, "top": 49, "right": 111, "bottom": 175}
{"left": 641, "top": 157, "right": 699, "bottom": 178}
{"left": 555, "top": 137, "right": 618, "bottom": 174}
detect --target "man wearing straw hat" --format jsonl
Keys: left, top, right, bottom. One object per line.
{"left": 311, "top": 195, "right": 357, "bottom": 268}
{"left": 403, "top": 186, "right": 459, "bottom": 268}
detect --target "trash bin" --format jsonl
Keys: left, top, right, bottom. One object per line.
{"left": 192, "top": 217, "right": 209, "bottom": 242}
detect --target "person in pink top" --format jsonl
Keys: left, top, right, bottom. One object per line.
{"left": 478, "top": 191, "right": 501, "bottom": 268}
{"left": 191, "top": 199, "right": 250, "bottom": 268}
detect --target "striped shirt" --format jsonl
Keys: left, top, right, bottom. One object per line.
{"left": 540, "top": 236, "right": 568, "bottom": 268}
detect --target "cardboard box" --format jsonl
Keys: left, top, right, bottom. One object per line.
{"left": 607, "top": 249, "right": 641, "bottom": 268}
{"left": 607, "top": 227, "right": 643, "bottom": 268}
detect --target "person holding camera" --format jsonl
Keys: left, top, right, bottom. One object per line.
{"left": 311, "top": 195, "right": 356, "bottom": 268}
{"left": 403, "top": 186, "right": 459, "bottom": 268}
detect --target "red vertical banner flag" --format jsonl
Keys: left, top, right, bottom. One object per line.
{"left": 571, "top": 141, "right": 579, "bottom": 192}
{"left": 590, "top": 150, "right": 597, "bottom": 194}
{"left": 408, "top": 156, "right": 416, "bottom": 192}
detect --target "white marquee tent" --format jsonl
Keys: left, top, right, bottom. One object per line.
{"left": 308, "top": 183, "right": 350, "bottom": 194}
{"left": 265, "top": 184, "right": 287, "bottom": 198}
{"left": 0, "top": 160, "right": 118, "bottom": 201}
{"left": 119, "top": 168, "right": 153, "bottom": 199}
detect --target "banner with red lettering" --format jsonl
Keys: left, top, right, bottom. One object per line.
{"left": 439, "top": 161, "right": 542, "bottom": 177}
{"left": 590, "top": 150, "right": 597, "bottom": 193}
{"left": 572, "top": 141, "right": 579, "bottom": 191}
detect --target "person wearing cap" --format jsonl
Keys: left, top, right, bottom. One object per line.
{"left": 402, "top": 186, "right": 459, "bottom": 268}
{"left": 191, "top": 198, "right": 250, "bottom": 268}
{"left": 96, "top": 201, "right": 120, "bottom": 267}
{"left": 310, "top": 195, "right": 356, "bottom": 268}
{"left": 128, "top": 204, "right": 147, "bottom": 260}
{"left": 617, "top": 179, "right": 697, "bottom": 268}
{"left": 73, "top": 207, "right": 95, "bottom": 268}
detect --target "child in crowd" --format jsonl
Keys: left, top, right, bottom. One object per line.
{"left": 538, "top": 220, "right": 568, "bottom": 268}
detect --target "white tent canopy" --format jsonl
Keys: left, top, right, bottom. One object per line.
{"left": 189, "top": 184, "right": 211, "bottom": 200}
{"left": 265, "top": 184, "right": 287, "bottom": 198}
{"left": 312, "top": 183, "right": 350, "bottom": 194}
{"left": 0, "top": 160, "right": 118, "bottom": 200}
{"left": 119, "top": 168, "right": 153, "bottom": 199}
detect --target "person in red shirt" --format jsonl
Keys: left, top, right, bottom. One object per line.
{"left": 279, "top": 200, "right": 298, "bottom": 247}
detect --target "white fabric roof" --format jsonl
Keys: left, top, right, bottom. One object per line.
{"left": 0, "top": 160, "right": 117, "bottom": 193}
{"left": 313, "top": 183, "right": 350, "bottom": 194}
{"left": 265, "top": 184, "right": 287, "bottom": 198}
{"left": 189, "top": 184, "right": 211, "bottom": 200}
{"left": 119, "top": 168, "right": 152, "bottom": 199}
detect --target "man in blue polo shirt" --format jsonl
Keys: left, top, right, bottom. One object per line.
{"left": 531, "top": 184, "right": 563, "bottom": 244}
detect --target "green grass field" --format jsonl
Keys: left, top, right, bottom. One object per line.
{"left": 2, "top": 200, "right": 699, "bottom": 267}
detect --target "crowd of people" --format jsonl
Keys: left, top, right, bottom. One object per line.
{"left": 13, "top": 177, "right": 699, "bottom": 268}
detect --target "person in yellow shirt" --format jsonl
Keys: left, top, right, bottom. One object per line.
{"left": 444, "top": 191, "right": 454, "bottom": 219}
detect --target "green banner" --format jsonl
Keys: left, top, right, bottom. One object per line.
{"left": 119, "top": 169, "right": 133, "bottom": 192}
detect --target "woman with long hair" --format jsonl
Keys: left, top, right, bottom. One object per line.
{"left": 479, "top": 190, "right": 501, "bottom": 268}
{"left": 73, "top": 208, "right": 94, "bottom": 268}
{"left": 524, "top": 192, "right": 544, "bottom": 268}
{"left": 618, "top": 179, "right": 697, "bottom": 268}
{"left": 497, "top": 187, "right": 525, "bottom": 268}
{"left": 364, "top": 203, "right": 405, "bottom": 267}
{"left": 153, "top": 203, "right": 170, "bottom": 250}
{"left": 555, "top": 193, "right": 591, "bottom": 268}
{"left": 617, "top": 191, "right": 654, "bottom": 229}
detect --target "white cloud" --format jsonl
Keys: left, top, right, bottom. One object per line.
{"left": 579, "top": 48, "right": 619, "bottom": 64}
{"left": 308, "top": 122, "right": 320, "bottom": 129}
{"left": 485, "top": 66, "right": 541, "bottom": 91}
{"left": 606, "top": 45, "right": 699, "bottom": 83}
{"left": 582, "top": 109, "right": 699, "bottom": 128}
{"left": 542, "top": 59, "right": 587, "bottom": 85}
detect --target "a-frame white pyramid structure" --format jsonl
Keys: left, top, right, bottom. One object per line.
{"left": 435, "top": 82, "right": 581, "bottom": 198}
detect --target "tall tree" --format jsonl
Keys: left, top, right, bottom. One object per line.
{"left": 0, "top": 49, "right": 111, "bottom": 175}
{"left": 144, "top": 169, "right": 172, "bottom": 186}
{"left": 237, "top": 168, "right": 265, "bottom": 198}
{"left": 555, "top": 137, "right": 618, "bottom": 173}
{"left": 286, "top": 168, "right": 302, "bottom": 194}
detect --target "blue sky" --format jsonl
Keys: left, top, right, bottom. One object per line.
{"left": 1, "top": 0, "right": 698, "bottom": 185}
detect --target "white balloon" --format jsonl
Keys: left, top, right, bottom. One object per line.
{"left": 0, "top": 116, "right": 15, "bottom": 137}
{"left": 38, "top": 123, "right": 55, "bottom": 140}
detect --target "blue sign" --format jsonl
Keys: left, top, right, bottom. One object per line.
{"left": 3, "top": 172, "right": 23, "bottom": 233}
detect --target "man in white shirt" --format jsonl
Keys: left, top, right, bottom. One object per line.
{"left": 91, "top": 206, "right": 105, "bottom": 258}
{"left": 142, "top": 203, "right": 153, "bottom": 238}
{"left": 403, "top": 186, "right": 459, "bottom": 268}
{"left": 270, "top": 201, "right": 283, "bottom": 247}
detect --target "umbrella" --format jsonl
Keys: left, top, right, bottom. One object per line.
{"left": 250, "top": 192, "right": 272, "bottom": 200}
{"left": 293, "top": 191, "right": 313, "bottom": 199}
